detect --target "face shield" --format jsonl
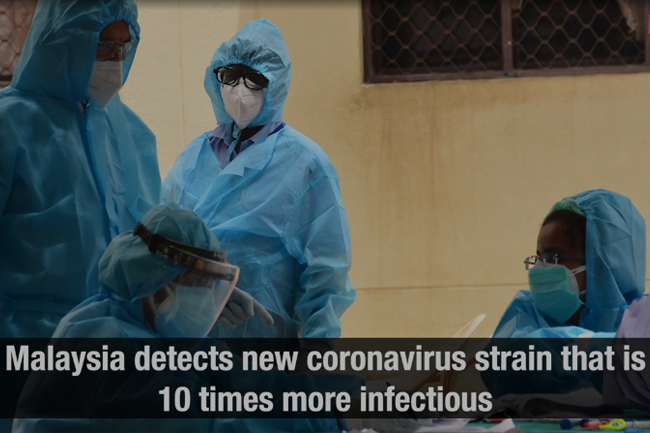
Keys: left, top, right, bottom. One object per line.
{"left": 134, "top": 222, "right": 239, "bottom": 337}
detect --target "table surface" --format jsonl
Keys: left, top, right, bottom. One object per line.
{"left": 471, "top": 420, "right": 650, "bottom": 432}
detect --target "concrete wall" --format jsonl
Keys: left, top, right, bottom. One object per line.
{"left": 123, "top": 0, "right": 650, "bottom": 338}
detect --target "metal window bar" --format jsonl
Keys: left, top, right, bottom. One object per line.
{"left": 0, "top": 0, "right": 37, "bottom": 88}
{"left": 363, "top": 0, "right": 650, "bottom": 83}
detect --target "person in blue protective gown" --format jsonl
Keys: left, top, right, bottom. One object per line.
{"left": 493, "top": 189, "right": 645, "bottom": 339}
{"left": 602, "top": 296, "right": 650, "bottom": 412}
{"left": 163, "top": 19, "right": 356, "bottom": 339}
{"left": 483, "top": 189, "right": 645, "bottom": 398}
{"left": 0, "top": 0, "right": 161, "bottom": 339}
{"left": 11, "top": 204, "right": 365, "bottom": 433}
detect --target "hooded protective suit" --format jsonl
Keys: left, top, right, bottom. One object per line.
{"left": 12, "top": 205, "right": 354, "bottom": 432}
{"left": 163, "top": 19, "right": 356, "bottom": 339}
{"left": 0, "top": 0, "right": 161, "bottom": 338}
{"left": 482, "top": 190, "right": 646, "bottom": 397}
{"left": 493, "top": 189, "right": 646, "bottom": 338}
{"left": 602, "top": 296, "right": 650, "bottom": 411}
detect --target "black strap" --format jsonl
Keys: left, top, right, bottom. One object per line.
{"left": 133, "top": 222, "right": 226, "bottom": 264}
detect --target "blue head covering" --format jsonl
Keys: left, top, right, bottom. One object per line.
{"left": 557, "top": 189, "right": 646, "bottom": 331}
{"left": 99, "top": 204, "right": 221, "bottom": 302}
{"left": 204, "top": 19, "right": 291, "bottom": 129}
{"left": 12, "top": 0, "right": 140, "bottom": 103}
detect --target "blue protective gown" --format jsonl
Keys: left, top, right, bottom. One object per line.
{"left": 493, "top": 189, "right": 646, "bottom": 338}
{"left": 483, "top": 190, "right": 646, "bottom": 397}
{"left": 163, "top": 19, "right": 356, "bottom": 339}
{"left": 0, "top": 0, "right": 161, "bottom": 338}
{"left": 12, "top": 205, "right": 354, "bottom": 432}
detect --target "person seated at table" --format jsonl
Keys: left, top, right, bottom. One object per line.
{"left": 484, "top": 189, "right": 645, "bottom": 398}
{"left": 494, "top": 189, "right": 645, "bottom": 339}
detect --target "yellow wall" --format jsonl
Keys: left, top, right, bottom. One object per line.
{"left": 124, "top": 1, "right": 650, "bottom": 338}
{"left": 120, "top": 0, "right": 240, "bottom": 176}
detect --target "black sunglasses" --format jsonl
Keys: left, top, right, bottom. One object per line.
{"left": 214, "top": 66, "right": 269, "bottom": 90}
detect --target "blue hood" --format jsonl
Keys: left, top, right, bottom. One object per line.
{"left": 204, "top": 19, "right": 291, "bottom": 128}
{"left": 558, "top": 189, "right": 646, "bottom": 331}
{"left": 12, "top": 0, "right": 139, "bottom": 102}
{"left": 99, "top": 204, "right": 221, "bottom": 302}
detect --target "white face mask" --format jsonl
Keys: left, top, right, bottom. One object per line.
{"left": 87, "top": 60, "right": 123, "bottom": 109}
{"left": 147, "top": 283, "right": 219, "bottom": 338}
{"left": 221, "top": 83, "right": 264, "bottom": 129}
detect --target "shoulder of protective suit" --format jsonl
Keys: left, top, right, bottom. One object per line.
{"left": 55, "top": 318, "right": 145, "bottom": 339}
{"left": 0, "top": 90, "right": 57, "bottom": 151}
{"left": 0, "top": 88, "right": 50, "bottom": 120}
{"left": 276, "top": 125, "right": 340, "bottom": 180}
{"left": 117, "top": 100, "right": 151, "bottom": 127}
{"left": 501, "top": 290, "right": 537, "bottom": 316}
{"left": 187, "top": 131, "right": 213, "bottom": 153}
{"left": 491, "top": 290, "right": 546, "bottom": 338}
{"left": 54, "top": 297, "right": 148, "bottom": 339}
{"left": 512, "top": 289, "right": 534, "bottom": 302}
{"left": 169, "top": 131, "right": 212, "bottom": 167}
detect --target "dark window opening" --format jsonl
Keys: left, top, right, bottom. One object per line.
{"left": 363, "top": 0, "right": 650, "bottom": 82}
{"left": 0, "top": 0, "right": 37, "bottom": 88}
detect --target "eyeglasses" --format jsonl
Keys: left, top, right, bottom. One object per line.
{"left": 96, "top": 38, "right": 135, "bottom": 61}
{"left": 214, "top": 66, "right": 269, "bottom": 90}
{"left": 524, "top": 253, "right": 585, "bottom": 270}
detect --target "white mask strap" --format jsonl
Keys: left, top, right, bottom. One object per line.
{"left": 570, "top": 265, "right": 586, "bottom": 276}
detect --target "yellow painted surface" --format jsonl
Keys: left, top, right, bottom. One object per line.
{"left": 126, "top": 1, "right": 650, "bottom": 338}
{"left": 120, "top": 0, "right": 239, "bottom": 176}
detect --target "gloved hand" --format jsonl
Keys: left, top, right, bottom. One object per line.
{"left": 219, "top": 287, "right": 274, "bottom": 329}
{"left": 345, "top": 417, "right": 436, "bottom": 432}
{"left": 575, "top": 331, "right": 595, "bottom": 352}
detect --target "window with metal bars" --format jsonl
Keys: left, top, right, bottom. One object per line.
{"left": 0, "top": 0, "right": 37, "bottom": 88}
{"left": 362, "top": 0, "right": 650, "bottom": 82}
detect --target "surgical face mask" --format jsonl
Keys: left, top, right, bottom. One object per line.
{"left": 87, "top": 60, "right": 123, "bottom": 109}
{"left": 221, "top": 83, "right": 264, "bottom": 129}
{"left": 151, "top": 283, "right": 219, "bottom": 338}
{"left": 529, "top": 264, "right": 586, "bottom": 324}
